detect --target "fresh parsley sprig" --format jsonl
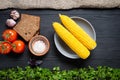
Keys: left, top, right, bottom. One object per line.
{"left": 0, "top": 66, "right": 120, "bottom": 80}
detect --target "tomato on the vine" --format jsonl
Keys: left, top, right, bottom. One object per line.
{"left": 2, "top": 29, "right": 18, "bottom": 42}
{"left": 0, "top": 41, "right": 12, "bottom": 54}
{"left": 12, "top": 40, "right": 25, "bottom": 54}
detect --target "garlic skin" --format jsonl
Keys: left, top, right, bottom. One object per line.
{"left": 10, "top": 10, "right": 20, "bottom": 20}
{"left": 6, "top": 19, "right": 16, "bottom": 27}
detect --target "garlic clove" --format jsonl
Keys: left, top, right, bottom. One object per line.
{"left": 6, "top": 19, "right": 16, "bottom": 27}
{"left": 10, "top": 10, "right": 20, "bottom": 20}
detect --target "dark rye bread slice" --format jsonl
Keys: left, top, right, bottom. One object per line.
{"left": 13, "top": 14, "right": 40, "bottom": 42}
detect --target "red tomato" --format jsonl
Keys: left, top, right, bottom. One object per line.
{"left": 0, "top": 41, "right": 12, "bottom": 54}
{"left": 2, "top": 29, "right": 18, "bottom": 42}
{"left": 12, "top": 40, "right": 25, "bottom": 54}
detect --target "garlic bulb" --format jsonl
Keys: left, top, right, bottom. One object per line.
{"left": 10, "top": 10, "right": 20, "bottom": 20}
{"left": 6, "top": 19, "right": 16, "bottom": 27}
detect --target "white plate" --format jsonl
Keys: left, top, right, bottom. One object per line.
{"left": 54, "top": 16, "right": 96, "bottom": 59}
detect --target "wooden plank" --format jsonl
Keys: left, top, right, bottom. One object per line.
{"left": 0, "top": 9, "right": 120, "bottom": 70}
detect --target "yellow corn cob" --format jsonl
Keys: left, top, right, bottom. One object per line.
{"left": 59, "top": 14, "right": 97, "bottom": 50}
{"left": 53, "top": 22, "right": 90, "bottom": 59}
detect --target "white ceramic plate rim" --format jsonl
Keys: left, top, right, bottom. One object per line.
{"left": 54, "top": 16, "right": 96, "bottom": 59}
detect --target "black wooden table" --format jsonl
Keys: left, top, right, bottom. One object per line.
{"left": 0, "top": 9, "right": 120, "bottom": 70}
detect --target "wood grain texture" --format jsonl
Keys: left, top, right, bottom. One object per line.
{"left": 0, "top": 9, "right": 120, "bottom": 70}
